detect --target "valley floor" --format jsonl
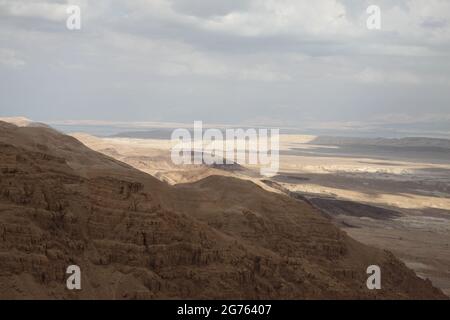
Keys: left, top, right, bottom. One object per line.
{"left": 73, "top": 132, "right": 450, "bottom": 297}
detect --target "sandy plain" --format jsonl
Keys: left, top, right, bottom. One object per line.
{"left": 71, "top": 132, "right": 450, "bottom": 296}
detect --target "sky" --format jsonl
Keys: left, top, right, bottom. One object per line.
{"left": 0, "top": 0, "right": 450, "bottom": 136}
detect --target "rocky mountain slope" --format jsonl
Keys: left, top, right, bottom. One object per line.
{"left": 0, "top": 121, "right": 446, "bottom": 299}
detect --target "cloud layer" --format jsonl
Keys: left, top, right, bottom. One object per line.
{"left": 0, "top": 0, "right": 449, "bottom": 136}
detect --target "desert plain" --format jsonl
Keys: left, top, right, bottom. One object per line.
{"left": 71, "top": 128, "right": 450, "bottom": 296}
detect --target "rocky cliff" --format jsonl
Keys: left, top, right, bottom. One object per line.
{"left": 0, "top": 121, "right": 446, "bottom": 299}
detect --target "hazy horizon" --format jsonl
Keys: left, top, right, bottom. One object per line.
{"left": 2, "top": 115, "right": 450, "bottom": 139}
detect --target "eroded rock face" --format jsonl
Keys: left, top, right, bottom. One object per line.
{"left": 0, "top": 121, "right": 446, "bottom": 299}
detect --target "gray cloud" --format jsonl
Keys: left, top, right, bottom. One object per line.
{"left": 0, "top": 0, "right": 449, "bottom": 137}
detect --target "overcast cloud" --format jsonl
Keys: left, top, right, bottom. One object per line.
{"left": 0, "top": 0, "right": 449, "bottom": 136}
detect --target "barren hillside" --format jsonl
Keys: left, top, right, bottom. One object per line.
{"left": 0, "top": 121, "right": 446, "bottom": 299}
